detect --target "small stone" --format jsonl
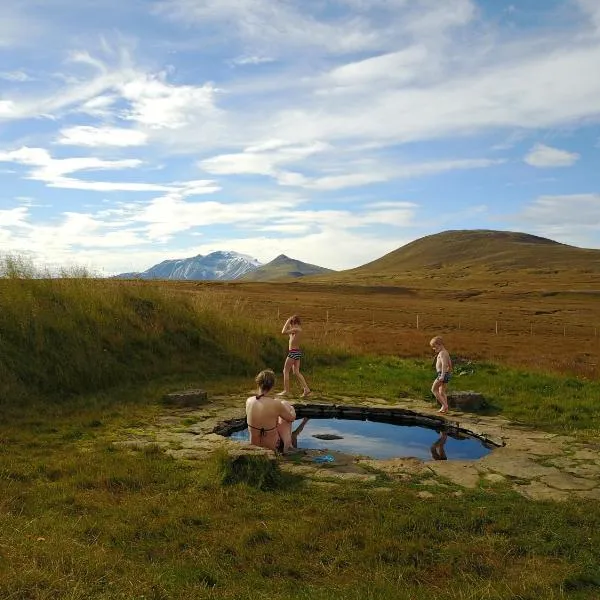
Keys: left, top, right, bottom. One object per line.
{"left": 447, "top": 391, "right": 486, "bottom": 411}
{"left": 163, "top": 389, "right": 208, "bottom": 407}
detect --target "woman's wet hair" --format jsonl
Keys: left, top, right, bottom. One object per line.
{"left": 290, "top": 315, "right": 301, "bottom": 325}
{"left": 430, "top": 336, "right": 444, "bottom": 347}
{"left": 255, "top": 369, "right": 276, "bottom": 391}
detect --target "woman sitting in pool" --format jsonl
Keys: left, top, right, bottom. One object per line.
{"left": 246, "top": 369, "right": 296, "bottom": 453}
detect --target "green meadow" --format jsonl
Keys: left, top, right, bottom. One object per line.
{"left": 1, "top": 265, "right": 599, "bottom": 599}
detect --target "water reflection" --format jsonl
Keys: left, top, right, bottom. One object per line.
{"left": 230, "top": 417, "right": 492, "bottom": 461}
{"left": 430, "top": 431, "right": 448, "bottom": 461}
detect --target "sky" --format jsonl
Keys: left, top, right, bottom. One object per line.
{"left": 1, "top": 0, "right": 600, "bottom": 275}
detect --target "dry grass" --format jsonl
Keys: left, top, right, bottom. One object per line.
{"left": 159, "top": 281, "right": 600, "bottom": 380}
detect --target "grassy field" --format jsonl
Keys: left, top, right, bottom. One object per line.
{"left": 163, "top": 280, "right": 600, "bottom": 380}
{"left": 1, "top": 269, "right": 600, "bottom": 599}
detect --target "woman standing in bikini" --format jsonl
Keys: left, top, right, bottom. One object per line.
{"left": 246, "top": 369, "right": 296, "bottom": 453}
{"left": 278, "top": 315, "right": 311, "bottom": 398}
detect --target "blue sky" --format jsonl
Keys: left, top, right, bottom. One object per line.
{"left": 1, "top": 0, "right": 599, "bottom": 275}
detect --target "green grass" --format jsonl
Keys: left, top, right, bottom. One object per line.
{"left": 0, "top": 275, "right": 345, "bottom": 406}
{"left": 1, "top": 390, "right": 599, "bottom": 600}
{"left": 1, "top": 271, "right": 600, "bottom": 598}
{"left": 309, "top": 356, "right": 600, "bottom": 436}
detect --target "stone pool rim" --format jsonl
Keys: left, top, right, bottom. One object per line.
{"left": 212, "top": 402, "right": 506, "bottom": 450}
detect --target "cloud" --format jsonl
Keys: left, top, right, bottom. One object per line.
{"left": 120, "top": 75, "right": 220, "bottom": 129}
{"left": 577, "top": 0, "right": 600, "bottom": 31}
{"left": 0, "top": 189, "right": 418, "bottom": 273}
{"left": 201, "top": 142, "right": 503, "bottom": 189}
{"left": 231, "top": 55, "right": 275, "bottom": 66}
{"left": 0, "top": 146, "right": 220, "bottom": 194}
{"left": 0, "top": 71, "right": 32, "bottom": 82}
{"left": 511, "top": 193, "right": 600, "bottom": 248}
{"left": 57, "top": 126, "right": 149, "bottom": 147}
{"left": 524, "top": 143, "right": 580, "bottom": 168}
{"left": 519, "top": 193, "right": 600, "bottom": 227}
{"left": 0, "top": 49, "right": 221, "bottom": 135}
{"left": 153, "top": 0, "right": 381, "bottom": 55}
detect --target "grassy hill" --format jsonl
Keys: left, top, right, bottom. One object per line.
{"left": 241, "top": 254, "right": 334, "bottom": 281}
{"left": 314, "top": 230, "right": 600, "bottom": 289}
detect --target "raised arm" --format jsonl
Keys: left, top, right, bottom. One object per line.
{"left": 281, "top": 316, "right": 295, "bottom": 334}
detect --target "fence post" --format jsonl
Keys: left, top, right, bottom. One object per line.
{"left": 563, "top": 326, "right": 566, "bottom": 337}
{"left": 495, "top": 321, "right": 498, "bottom": 335}
{"left": 416, "top": 314, "right": 419, "bottom": 329}
{"left": 530, "top": 323, "right": 533, "bottom": 336}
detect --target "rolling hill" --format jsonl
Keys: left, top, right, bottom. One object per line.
{"left": 312, "top": 230, "right": 600, "bottom": 289}
{"left": 240, "top": 254, "right": 334, "bottom": 281}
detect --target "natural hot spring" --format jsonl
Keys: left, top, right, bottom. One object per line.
{"left": 215, "top": 405, "right": 500, "bottom": 461}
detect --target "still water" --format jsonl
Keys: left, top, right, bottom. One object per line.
{"left": 229, "top": 417, "right": 493, "bottom": 461}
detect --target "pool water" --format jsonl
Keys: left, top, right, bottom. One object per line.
{"left": 229, "top": 417, "right": 493, "bottom": 461}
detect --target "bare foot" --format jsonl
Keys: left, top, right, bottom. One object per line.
{"left": 301, "top": 389, "right": 312, "bottom": 398}
{"left": 438, "top": 407, "right": 448, "bottom": 414}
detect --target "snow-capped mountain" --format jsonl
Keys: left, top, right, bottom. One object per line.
{"left": 116, "top": 251, "right": 263, "bottom": 280}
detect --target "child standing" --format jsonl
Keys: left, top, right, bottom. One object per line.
{"left": 278, "top": 315, "right": 311, "bottom": 398}
{"left": 430, "top": 336, "right": 452, "bottom": 414}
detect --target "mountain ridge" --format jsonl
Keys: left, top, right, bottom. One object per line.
{"left": 309, "top": 229, "right": 600, "bottom": 289}
{"left": 115, "top": 251, "right": 262, "bottom": 281}
{"left": 240, "top": 254, "right": 335, "bottom": 281}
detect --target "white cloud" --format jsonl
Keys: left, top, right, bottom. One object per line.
{"left": 201, "top": 143, "right": 503, "bottom": 190}
{"left": 231, "top": 55, "right": 275, "bottom": 66}
{"left": 0, "top": 100, "right": 17, "bottom": 117}
{"left": 511, "top": 193, "right": 600, "bottom": 248}
{"left": 0, "top": 71, "right": 32, "bottom": 82}
{"left": 0, "top": 207, "right": 30, "bottom": 227}
{"left": 519, "top": 193, "right": 600, "bottom": 226}
{"left": 57, "top": 126, "right": 149, "bottom": 147}
{"left": 325, "top": 45, "right": 431, "bottom": 88}
{"left": 0, "top": 146, "right": 220, "bottom": 194}
{"left": 524, "top": 143, "right": 580, "bottom": 168}
{"left": 577, "top": 0, "right": 600, "bottom": 31}
{"left": 120, "top": 75, "right": 219, "bottom": 129}
{"left": 154, "top": 0, "right": 380, "bottom": 55}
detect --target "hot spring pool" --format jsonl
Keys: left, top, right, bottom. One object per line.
{"left": 228, "top": 417, "right": 494, "bottom": 461}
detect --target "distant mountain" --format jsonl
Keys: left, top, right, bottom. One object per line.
{"left": 116, "top": 251, "right": 262, "bottom": 281}
{"left": 310, "top": 230, "right": 600, "bottom": 289}
{"left": 240, "top": 254, "right": 334, "bottom": 281}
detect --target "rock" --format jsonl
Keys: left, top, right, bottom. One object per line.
{"left": 312, "top": 434, "right": 344, "bottom": 440}
{"left": 447, "top": 391, "right": 486, "bottom": 411}
{"left": 163, "top": 389, "right": 208, "bottom": 407}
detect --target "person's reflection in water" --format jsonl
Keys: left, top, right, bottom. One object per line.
{"left": 291, "top": 417, "right": 310, "bottom": 449}
{"left": 430, "top": 431, "right": 448, "bottom": 461}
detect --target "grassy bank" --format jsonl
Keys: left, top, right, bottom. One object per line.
{"left": 0, "top": 273, "right": 341, "bottom": 406}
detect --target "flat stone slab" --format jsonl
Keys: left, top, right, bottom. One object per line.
{"left": 427, "top": 461, "right": 482, "bottom": 488}
{"left": 112, "top": 392, "right": 600, "bottom": 502}
{"left": 540, "top": 472, "right": 598, "bottom": 491}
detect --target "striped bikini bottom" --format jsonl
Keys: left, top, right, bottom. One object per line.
{"left": 288, "top": 349, "right": 303, "bottom": 360}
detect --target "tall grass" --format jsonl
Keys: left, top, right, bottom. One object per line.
{"left": 0, "top": 268, "right": 309, "bottom": 405}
